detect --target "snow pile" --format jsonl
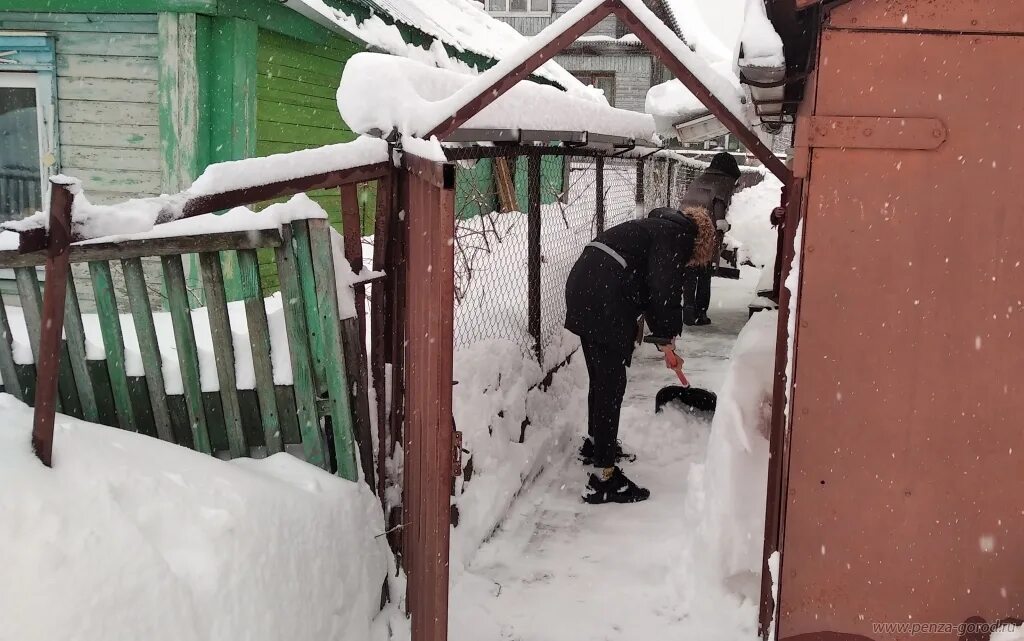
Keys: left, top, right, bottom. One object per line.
{"left": 644, "top": 0, "right": 747, "bottom": 134}
{"left": 338, "top": 52, "right": 656, "bottom": 141}
{"left": 726, "top": 172, "right": 783, "bottom": 268}
{"left": 0, "top": 394, "right": 390, "bottom": 641}
{"left": 450, "top": 339, "right": 587, "bottom": 571}
{"left": 673, "top": 310, "right": 777, "bottom": 622}
{"left": 738, "top": 0, "right": 785, "bottom": 68}
{"left": 663, "top": 0, "right": 736, "bottom": 62}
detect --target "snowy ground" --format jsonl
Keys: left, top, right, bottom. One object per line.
{"left": 449, "top": 268, "right": 763, "bottom": 641}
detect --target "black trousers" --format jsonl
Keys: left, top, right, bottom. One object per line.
{"left": 581, "top": 340, "right": 629, "bottom": 468}
{"left": 683, "top": 266, "right": 713, "bottom": 315}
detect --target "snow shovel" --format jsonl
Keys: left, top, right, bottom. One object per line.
{"left": 649, "top": 340, "right": 717, "bottom": 416}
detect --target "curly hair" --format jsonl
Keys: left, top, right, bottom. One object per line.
{"left": 682, "top": 206, "right": 717, "bottom": 267}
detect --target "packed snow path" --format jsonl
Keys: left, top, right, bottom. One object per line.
{"left": 449, "top": 269, "right": 761, "bottom": 641}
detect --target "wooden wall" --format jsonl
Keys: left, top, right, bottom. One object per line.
{"left": 254, "top": 28, "right": 371, "bottom": 292}
{"left": 554, "top": 50, "right": 653, "bottom": 112}
{"left": 498, "top": 0, "right": 619, "bottom": 37}
{"left": 0, "top": 13, "right": 162, "bottom": 205}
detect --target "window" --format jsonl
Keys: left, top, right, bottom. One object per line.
{"left": 487, "top": 0, "right": 551, "bottom": 17}
{"left": 0, "top": 73, "right": 46, "bottom": 222}
{"left": 572, "top": 72, "right": 616, "bottom": 107}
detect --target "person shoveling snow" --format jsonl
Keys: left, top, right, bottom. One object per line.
{"left": 564, "top": 200, "right": 718, "bottom": 505}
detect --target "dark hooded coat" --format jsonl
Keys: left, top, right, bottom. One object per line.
{"left": 564, "top": 207, "right": 697, "bottom": 357}
{"left": 678, "top": 153, "right": 740, "bottom": 228}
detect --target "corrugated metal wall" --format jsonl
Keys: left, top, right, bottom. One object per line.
{"left": 0, "top": 12, "right": 162, "bottom": 205}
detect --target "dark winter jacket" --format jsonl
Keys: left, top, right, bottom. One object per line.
{"left": 678, "top": 167, "right": 739, "bottom": 228}
{"left": 564, "top": 208, "right": 697, "bottom": 357}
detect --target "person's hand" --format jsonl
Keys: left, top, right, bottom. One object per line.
{"left": 659, "top": 343, "right": 682, "bottom": 371}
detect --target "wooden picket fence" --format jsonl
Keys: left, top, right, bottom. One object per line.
{"left": 0, "top": 182, "right": 384, "bottom": 485}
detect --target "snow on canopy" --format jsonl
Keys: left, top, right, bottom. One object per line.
{"left": 2, "top": 137, "right": 390, "bottom": 241}
{"left": 337, "top": 52, "right": 657, "bottom": 141}
{"left": 361, "top": 0, "right": 749, "bottom": 141}
{"left": 644, "top": 0, "right": 784, "bottom": 135}
{"left": 738, "top": 0, "right": 785, "bottom": 68}
{"left": 292, "top": 0, "right": 602, "bottom": 101}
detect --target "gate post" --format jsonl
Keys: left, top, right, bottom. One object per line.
{"left": 595, "top": 155, "right": 605, "bottom": 232}
{"left": 31, "top": 178, "right": 74, "bottom": 467}
{"left": 527, "top": 150, "right": 542, "bottom": 362}
{"left": 635, "top": 158, "right": 645, "bottom": 215}
{"left": 401, "top": 154, "right": 456, "bottom": 641}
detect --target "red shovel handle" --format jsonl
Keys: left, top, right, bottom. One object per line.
{"left": 664, "top": 348, "right": 690, "bottom": 388}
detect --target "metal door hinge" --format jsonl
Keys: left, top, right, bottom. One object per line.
{"left": 792, "top": 115, "right": 948, "bottom": 178}
{"left": 452, "top": 430, "right": 463, "bottom": 476}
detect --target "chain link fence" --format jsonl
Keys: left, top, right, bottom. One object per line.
{"left": 446, "top": 147, "right": 764, "bottom": 366}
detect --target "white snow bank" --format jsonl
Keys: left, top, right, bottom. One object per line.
{"left": 739, "top": 0, "right": 785, "bottom": 68}
{"left": 0, "top": 394, "right": 390, "bottom": 641}
{"left": 298, "top": 0, "right": 600, "bottom": 100}
{"left": 4, "top": 138, "right": 389, "bottom": 240}
{"left": 338, "top": 53, "right": 656, "bottom": 141}
{"left": 674, "top": 311, "right": 777, "bottom": 618}
{"left": 725, "top": 172, "right": 782, "bottom": 268}
{"left": 450, "top": 339, "right": 587, "bottom": 571}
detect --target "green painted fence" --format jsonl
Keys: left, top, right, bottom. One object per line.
{"left": 0, "top": 222, "right": 367, "bottom": 479}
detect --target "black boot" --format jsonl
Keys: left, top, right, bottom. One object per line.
{"left": 579, "top": 437, "right": 635, "bottom": 466}
{"left": 683, "top": 306, "right": 697, "bottom": 326}
{"left": 583, "top": 467, "right": 651, "bottom": 504}
{"left": 695, "top": 313, "right": 711, "bottom": 326}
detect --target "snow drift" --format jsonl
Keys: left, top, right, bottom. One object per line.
{"left": 0, "top": 395, "right": 391, "bottom": 641}
{"left": 672, "top": 309, "right": 777, "bottom": 628}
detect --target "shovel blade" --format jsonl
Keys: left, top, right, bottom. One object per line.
{"left": 655, "top": 385, "right": 717, "bottom": 415}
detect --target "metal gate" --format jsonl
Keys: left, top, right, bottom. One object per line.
{"left": 774, "top": 3, "right": 1024, "bottom": 639}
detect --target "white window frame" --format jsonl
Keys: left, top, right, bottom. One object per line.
{"left": 0, "top": 72, "right": 49, "bottom": 207}
{"left": 487, "top": 0, "right": 553, "bottom": 18}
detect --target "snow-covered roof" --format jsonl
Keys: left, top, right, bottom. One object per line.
{"left": 290, "top": 0, "right": 600, "bottom": 100}
{"left": 738, "top": 0, "right": 785, "bottom": 68}
{"left": 644, "top": 0, "right": 784, "bottom": 138}
{"left": 337, "top": 53, "right": 656, "bottom": 142}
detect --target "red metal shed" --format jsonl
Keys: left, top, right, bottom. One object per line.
{"left": 761, "top": 2, "right": 1024, "bottom": 639}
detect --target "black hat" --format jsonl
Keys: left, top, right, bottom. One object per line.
{"left": 709, "top": 152, "right": 741, "bottom": 179}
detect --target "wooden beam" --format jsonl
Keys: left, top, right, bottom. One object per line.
{"left": 0, "top": 230, "right": 282, "bottom": 269}
{"left": 181, "top": 162, "right": 391, "bottom": 217}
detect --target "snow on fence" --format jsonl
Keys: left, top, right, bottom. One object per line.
{"left": 0, "top": 199, "right": 368, "bottom": 475}
{"left": 0, "top": 179, "right": 386, "bottom": 487}
{"left": 448, "top": 146, "right": 765, "bottom": 365}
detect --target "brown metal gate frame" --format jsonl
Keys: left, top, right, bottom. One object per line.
{"left": 400, "top": 2, "right": 795, "bottom": 640}
{"left": 399, "top": 154, "right": 457, "bottom": 641}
